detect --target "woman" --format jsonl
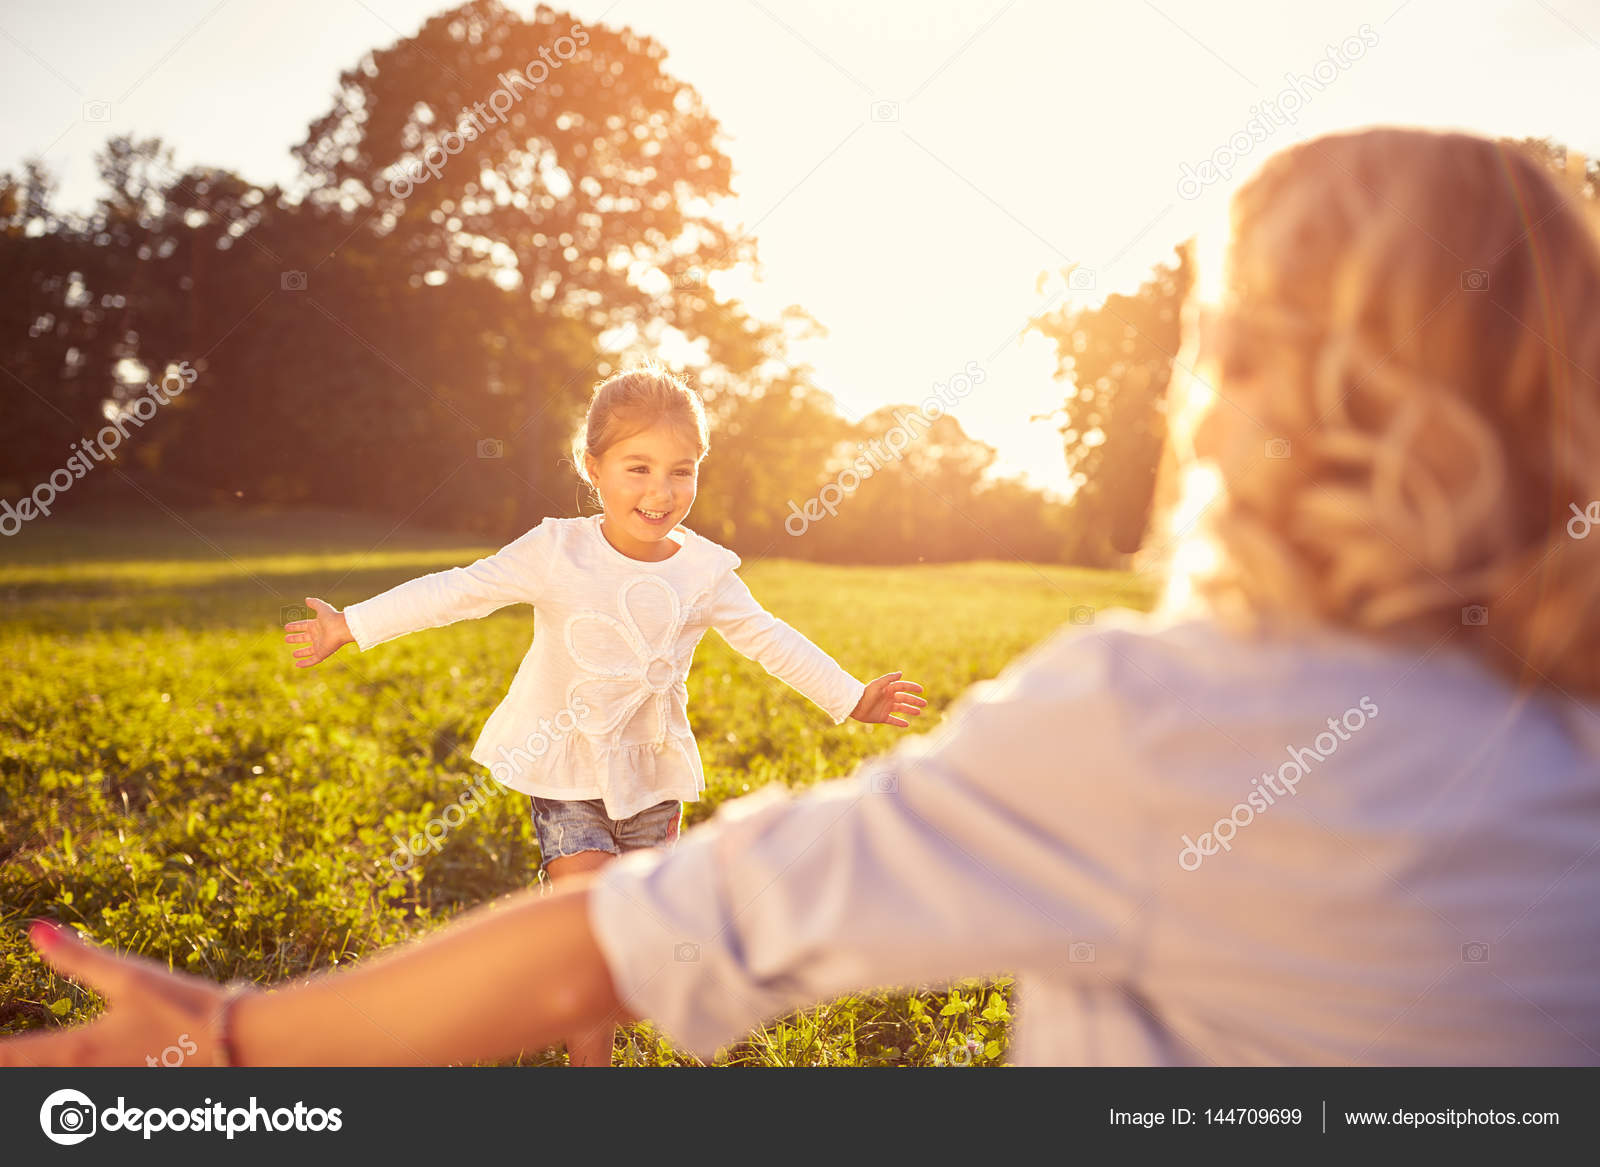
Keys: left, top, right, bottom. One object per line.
{"left": 5, "top": 125, "right": 1598, "bottom": 1067}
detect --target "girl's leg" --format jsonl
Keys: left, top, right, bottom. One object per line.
{"left": 543, "top": 850, "right": 619, "bottom": 1067}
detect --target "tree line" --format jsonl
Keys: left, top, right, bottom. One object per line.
{"left": 3, "top": 1, "right": 1588, "bottom": 567}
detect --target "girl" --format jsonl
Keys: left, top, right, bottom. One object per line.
{"left": 10, "top": 126, "right": 1600, "bottom": 1068}
{"left": 278, "top": 367, "right": 926, "bottom": 1066}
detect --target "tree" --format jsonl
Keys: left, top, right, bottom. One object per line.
{"left": 770, "top": 401, "right": 1078, "bottom": 565}
{"left": 1028, "top": 244, "right": 1194, "bottom": 566}
{"left": 0, "top": 161, "right": 131, "bottom": 494}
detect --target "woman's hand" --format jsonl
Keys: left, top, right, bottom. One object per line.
{"left": 3, "top": 890, "right": 623, "bottom": 1067}
{"left": 0, "top": 923, "right": 233, "bottom": 1067}
{"left": 283, "top": 596, "right": 353, "bottom": 668}
{"left": 850, "top": 672, "right": 927, "bottom": 728}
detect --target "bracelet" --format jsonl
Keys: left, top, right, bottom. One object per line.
{"left": 208, "top": 982, "right": 256, "bottom": 1067}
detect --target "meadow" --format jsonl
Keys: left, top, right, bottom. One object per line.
{"left": 0, "top": 508, "right": 1156, "bottom": 1066}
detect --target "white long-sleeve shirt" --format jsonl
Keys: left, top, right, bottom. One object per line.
{"left": 587, "top": 609, "right": 1600, "bottom": 1065}
{"left": 342, "top": 513, "right": 866, "bottom": 820}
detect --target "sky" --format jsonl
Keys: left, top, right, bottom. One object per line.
{"left": 4, "top": 0, "right": 1598, "bottom": 499}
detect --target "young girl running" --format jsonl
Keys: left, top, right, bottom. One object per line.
{"left": 278, "top": 367, "right": 926, "bottom": 1066}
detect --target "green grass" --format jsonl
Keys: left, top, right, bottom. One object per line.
{"left": 0, "top": 509, "right": 1157, "bottom": 1066}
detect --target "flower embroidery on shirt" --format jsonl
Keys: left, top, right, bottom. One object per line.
{"left": 563, "top": 574, "right": 695, "bottom": 753}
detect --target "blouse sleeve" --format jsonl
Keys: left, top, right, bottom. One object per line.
{"left": 707, "top": 567, "right": 866, "bottom": 725}
{"left": 343, "top": 519, "right": 558, "bottom": 651}
{"left": 586, "top": 625, "right": 1150, "bottom": 1062}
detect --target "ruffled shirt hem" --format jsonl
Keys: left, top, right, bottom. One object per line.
{"left": 472, "top": 728, "right": 708, "bottom": 821}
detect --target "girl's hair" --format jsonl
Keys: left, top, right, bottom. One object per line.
{"left": 1156, "top": 126, "right": 1600, "bottom": 698}
{"left": 570, "top": 366, "right": 710, "bottom": 493}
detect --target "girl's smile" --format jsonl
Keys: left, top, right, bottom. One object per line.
{"left": 585, "top": 421, "right": 702, "bottom": 561}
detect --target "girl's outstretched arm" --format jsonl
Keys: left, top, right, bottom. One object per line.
{"left": 280, "top": 520, "right": 560, "bottom": 664}
{"left": 849, "top": 670, "right": 927, "bottom": 727}
{"left": 283, "top": 596, "right": 353, "bottom": 668}
{"left": 0, "top": 883, "right": 626, "bottom": 1067}
{"left": 710, "top": 569, "right": 927, "bottom": 727}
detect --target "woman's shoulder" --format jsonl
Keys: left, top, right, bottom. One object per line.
{"left": 1037, "top": 609, "right": 1570, "bottom": 742}
{"left": 957, "top": 609, "right": 1456, "bottom": 721}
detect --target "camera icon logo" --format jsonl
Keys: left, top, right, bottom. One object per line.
{"left": 1265, "top": 438, "right": 1292, "bottom": 459}
{"left": 1461, "top": 941, "right": 1490, "bottom": 963}
{"left": 1069, "top": 941, "right": 1096, "bottom": 963}
{"left": 82, "top": 100, "right": 111, "bottom": 122}
{"left": 281, "top": 270, "right": 308, "bottom": 292}
{"left": 1461, "top": 605, "right": 1489, "bottom": 626}
{"left": 870, "top": 100, "right": 899, "bottom": 122}
{"left": 39, "top": 1088, "right": 97, "bottom": 1146}
{"left": 1068, "top": 605, "right": 1095, "bottom": 626}
{"left": 674, "top": 942, "right": 700, "bottom": 962}
{"left": 1460, "top": 269, "right": 1490, "bottom": 292}
{"left": 280, "top": 603, "right": 312, "bottom": 625}
{"left": 1068, "top": 266, "right": 1097, "bottom": 292}
{"left": 477, "top": 438, "right": 505, "bottom": 459}
{"left": 673, "top": 268, "right": 705, "bottom": 289}
{"left": 866, "top": 770, "right": 898, "bottom": 795}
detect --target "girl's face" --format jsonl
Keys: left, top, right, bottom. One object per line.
{"left": 585, "top": 420, "right": 701, "bottom": 561}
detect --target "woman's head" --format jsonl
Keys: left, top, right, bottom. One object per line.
{"left": 1162, "top": 126, "right": 1600, "bottom": 697}
{"left": 571, "top": 366, "right": 710, "bottom": 551}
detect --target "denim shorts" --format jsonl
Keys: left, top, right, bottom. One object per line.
{"left": 530, "top": 795, "right": 681, "bottom": 884}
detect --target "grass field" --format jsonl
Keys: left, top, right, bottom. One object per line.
{"left": 0, "top": 509, "right": 1157, "bottom": 1066}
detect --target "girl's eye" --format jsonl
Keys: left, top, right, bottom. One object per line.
{"left": 675, "top": 469, "right": 692, "bottom": 477}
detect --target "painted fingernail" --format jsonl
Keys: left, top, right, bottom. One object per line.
{"left": 29, "top": 920, "right": 61, "bottom": 948}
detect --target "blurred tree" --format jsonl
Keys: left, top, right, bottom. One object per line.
{"left": 777, "top": 403, "right": 1077, "bottom": 565}
{"left": 1509, "top": 135, "right": 1595, "bottom": 197}
{"left": 1028, "top": 244, "right": 1193, "bottom": 566}
{"left": 0, "top": 162, "right": 127, "bottom": 494}
{"left": 681, "top": 305, "right": 862, "bottom": 554}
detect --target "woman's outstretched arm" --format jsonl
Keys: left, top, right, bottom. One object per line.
{"left": 0, "top": 880, "right": 629, "bottom": 1067}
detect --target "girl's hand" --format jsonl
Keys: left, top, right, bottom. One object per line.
{"left": 850, "top": 672, "right": 927, "bottom": 728}
{"left": 0, "top": 923, "right": 232, "bottom": 1067}
{"left": 283, "top": 596, "right": 353, "bottom": 668}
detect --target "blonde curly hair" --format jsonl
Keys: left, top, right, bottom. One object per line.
{"left": 1156, "top": 126, "right": 1600, "bottom": 699}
